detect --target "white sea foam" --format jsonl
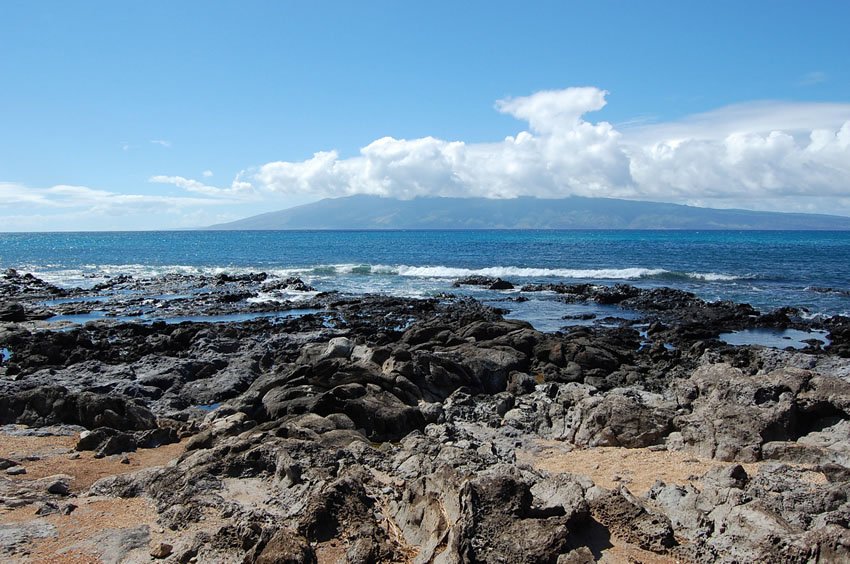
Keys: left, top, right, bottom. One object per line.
{"left": 247, "top": 290, "right": 320, "bottom": 304}
{"left": 395, "top": 266, "right": 669, "bottom": 279}
{"left": 395, "top": 265, "right": 744, "bottom": 281}
{"left": 20, "top": 262, "right": 746, "bottom": 287}
{"left": 686, "top": 272, "right": 740, "bottom": 281}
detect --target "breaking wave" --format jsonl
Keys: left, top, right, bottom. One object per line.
{"left": 391, "top": 266, "right": 743, "bottom": 281}
{"left": 20, "top": 262, "right": 748, "bottom": 287}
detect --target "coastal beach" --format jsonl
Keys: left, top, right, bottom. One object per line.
{"left": 4, "top": 1, "right": 850, "bottom": 560}
{"left": 2, "top": 246, "right": 850, "bottom": 561}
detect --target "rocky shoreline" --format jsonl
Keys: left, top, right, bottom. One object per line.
{"left": 2, "top": 267, "right": 850, "bottom": 562}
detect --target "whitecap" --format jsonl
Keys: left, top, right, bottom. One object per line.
{"left": 686, "top": 272, "right": 741, "bottom": 282}
{"left": 396, "top": 265, "right": 669, "bottom": 279}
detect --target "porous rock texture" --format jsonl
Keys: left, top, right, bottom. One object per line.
{"left": 2, "top": 271, "right": 850, "bottom": 562}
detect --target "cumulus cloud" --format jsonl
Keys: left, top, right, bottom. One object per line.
{"left": 247, "top": 87, "right": 850, "bottom": 213}
{"left": 7, "top": 86, "right": 850, "bottom": 230}
{"left": 495, "top": 87, "right": 609, "bottom": 134}
{"left": 629, "top": 121, "right": 850, "bottom": 201}
{"left": 255, "top": 87, "right": 636, "bottom": 201}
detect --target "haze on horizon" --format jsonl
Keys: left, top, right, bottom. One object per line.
{"left": 1, "top": 1, "right": 849, "bottom": 231}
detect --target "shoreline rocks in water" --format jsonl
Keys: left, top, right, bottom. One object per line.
{"left": 2, "top": 270, "right": 850, "bottom": 562}
{"left": 453, "top": 275, "right": 515, "bottom": 290}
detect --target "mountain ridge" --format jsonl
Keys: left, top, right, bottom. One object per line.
{"left": 205, "top": 195, "right": 850, "bottom": 230}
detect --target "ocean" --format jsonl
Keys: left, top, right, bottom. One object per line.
{"left": 2, "top": 230, "right": 849, "bottom": 330}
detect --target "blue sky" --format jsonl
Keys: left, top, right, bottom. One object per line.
{"left": 1, "top": 1, "right": 849, "bottom": 230}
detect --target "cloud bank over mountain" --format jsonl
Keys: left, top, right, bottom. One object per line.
{"left": 4, "top": 86, "right": 850, "bottom": 230}
{"left": 252, "top": 87, "right": 850, "bottom": 213}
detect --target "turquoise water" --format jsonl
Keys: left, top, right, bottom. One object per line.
{"left": 2, "top": 230, "right": 849, "bottom": 316}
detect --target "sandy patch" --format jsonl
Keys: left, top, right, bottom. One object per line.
{"left": 1, "top": 432, "right": 185, "bottom": 492}
{"left": 598, "top": 543, "right": 683, "bottom": 563}
{"left": 1, "top": 428, "right": 190, "bottom": 563}
{"left": 519, "top": 442, "right": 764, "bottom": 495}
{"left": 2, "top": 496, "right": 160, "bottom": 563}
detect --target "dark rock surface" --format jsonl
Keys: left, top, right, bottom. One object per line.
{"left": 0, "top": 386, "right": 157, "bottom": 431}
{"left": 2, "top": 270, "right": 850, "bottom": 561}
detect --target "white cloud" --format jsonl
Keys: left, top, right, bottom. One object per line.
{"left": 249, "top": 87, "right": 850, "bottom": 214}
{"left": 628, "top": 122, "right": 850, "bottom": 201}
{"left": 150, "top": 139, "right": 172, "bottom": 148}
{"left": 0, "top": 182, "right": 240, "bottom": 216}
{"left": 149, "top": 175, "right": 256, "bottom": 199}
{"left": 6, "top": 86, "right": 850, "bottom": 229}
{"left": 495, "top": 86, "right": 608, "bottom": 134}
{"left": 623, "top": 101, "right": 850, "bottom": 144}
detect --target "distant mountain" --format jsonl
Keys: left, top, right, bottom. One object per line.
{"left": 205, "top": 195, "right": 850, "bottom": 230}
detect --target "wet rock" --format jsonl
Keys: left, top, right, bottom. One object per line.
{"left": 0, "top": 269, "right": 67, "bottom": 298}
{"left": 562, "top": 313, "right": 597, "bottom": 321}
{"left": 489, "top": 278, "right": 515, "bottom": 290}
{"left": 90, "top": 274, "right": 134, "bottom": 292}
{"left": 215, "top": 272, "right": 268, "bottom": 284}
{"left": 263, "top": 277, "right": 316, "bottom": 293}
{"left": 453, "top": 275, "right": 501, "bottom": 287}
{"left": 0, "top": 302, "right": 26, "bottom": 322}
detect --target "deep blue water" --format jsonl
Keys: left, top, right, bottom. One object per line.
{"left": 2, "top": 230, "right": 850, "bottom": 318}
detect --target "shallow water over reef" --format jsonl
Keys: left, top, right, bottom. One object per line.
{"left": 3, "top": 230, "right": 850, "bottom": 319}
{"left": 719, "top": 328, "right": 831, "bottom": 349}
